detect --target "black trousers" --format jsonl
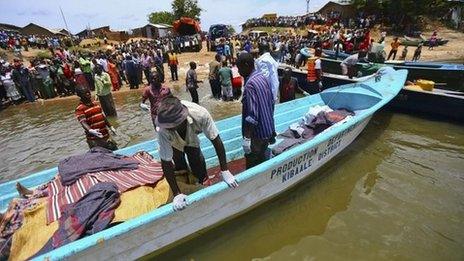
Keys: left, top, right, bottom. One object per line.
{"left": 55, "top": 80, "right": 66, "bottom": 96}
{"left": 170, "top": 65, "right": 178, "bottom": 81}
{"left": 233, "top": 87, "right": 242, "bottom": 100}
{"left": 209, "top": 79, "right": 220, "bottom": 99}
{"left": 127, "top": 74, "right": 138, "bottom": 89}
{"left": 387, "top": 49, "right": 397, "bottom": 60}
{"left": 143, "top": 68, "right": 151, "bottom": 84}
{"left": 0, "top": 85, "right": 7, "bottom": 101}
{"left": 245, "top": 138, "right": 270, "bottom": 169}
{"left": 172, "top": 146, "right": 207, "bottom": 183}
{"left": 189, "top": 88, "right": 199, "bottom": 104}
{"left": 156, "top": 65, "right": 165, "bottom": 83}
{"left": 84, "top": 72, "right": 95, "bottom": 91}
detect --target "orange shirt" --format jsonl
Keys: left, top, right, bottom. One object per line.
{"left": 391, "top": 41, "right": 400, "bottom": 50}
{"left": 75, "top": 102, "right": 109, "bottom": 140}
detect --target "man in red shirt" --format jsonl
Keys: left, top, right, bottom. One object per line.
{"left": 140, "top": 70, "right": 172, "bottom": 130}
{"left": 75, "top": 86, "right": 118, "bottom": 150}
{"left": 279, "top": 67, "right": 308, "bottom": 103}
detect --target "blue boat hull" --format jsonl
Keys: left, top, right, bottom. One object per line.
{"left": 0, "top": 70, "right": 408, "bottom": 260}
{"left": 280, "top": 67, "right": 464, "bottom": 123}
{"left": 319, "top": 57, "right": 464, "bottom": 92}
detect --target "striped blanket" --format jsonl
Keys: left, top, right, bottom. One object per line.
{"left": 46, "top": 151, "right": 163, "bottom": 224}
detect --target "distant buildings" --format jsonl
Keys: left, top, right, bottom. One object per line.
{"left": 317, "top": 1, "right": 356, "bottom": 20}
{"left": 0, "top": 23, "right": 21, "bottom": 33}
{"left": 0, "top": 22, "right": 68, "bottom": 37}
{"left": 131, "top": 23, "right": 174, "bottom": 39}
{"left": 0, "top": 21, "right": 176, "bottom": 41}
{"left": 21, "top": 23, "right": 68, "bottom": 37}
{"left": 75, "top": 26, "right": 111, "bottom": 38}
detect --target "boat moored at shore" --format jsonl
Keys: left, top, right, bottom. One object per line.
{"left": 0, "top": 70, "right": 408, "bottom": 260}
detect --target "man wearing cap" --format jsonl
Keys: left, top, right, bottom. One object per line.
{"left": 156, "top": 96, "right": 238, "bottom": 211}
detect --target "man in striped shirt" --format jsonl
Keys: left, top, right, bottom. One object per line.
{"left": 75, "top": 86, "right": 118, "bottom": 150}
{"left": 237, "top": 52, "right": 276, "bottom": 169}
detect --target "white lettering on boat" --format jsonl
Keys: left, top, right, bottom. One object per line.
{"left": 270, "top": 122, "right": 360, "bottom": 183}
{"left": 318, "top": 122, "right": 358, "bottom": 161}
{"left": 270, "top": 148, "right": 317, "bottom": 183}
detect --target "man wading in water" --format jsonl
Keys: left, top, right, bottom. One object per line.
{"left": 75, "top": 86, "right": 118, "bottom": 150}
{"left": 140, "top": 69, "right": 172, "bottom": 130}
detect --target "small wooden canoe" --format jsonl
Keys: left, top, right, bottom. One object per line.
{"left": 401, "top": 35, "right": 449, "bottom": 46}
{"left": 0, "top": 70, "right": 407, "bottom": 260}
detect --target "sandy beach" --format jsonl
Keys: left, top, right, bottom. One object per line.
{"left": 383, "top": 27, "right": 464, "bottom": 63}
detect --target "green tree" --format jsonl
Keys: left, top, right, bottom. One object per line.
{"left": 227, "top": 25, "right": 236, "bottom": 35}
{"left": 351, "top": 0, "right": 451, "bottom": 18}
{"left": 148, "top": 11, "right": 175, "bottom": 25}
{"left": 172, "top": 0, "right": 202, "bottom": 21}
{"left": 350, "top": 0, "right": 452, "bottom": 31}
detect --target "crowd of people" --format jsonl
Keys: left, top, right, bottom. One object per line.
{"left": 0, "top": 37, "right": 186, "bottom": 110}
{"left": 1, "top": 30, "right": 75, "bottom": 53}
{"left": 0, "top": 21, "right": 388, "bottom": 112}
{"left": 216, "top": 14, "right": 430, "bottom": 78}
{"left": 242, "top": 12, "right": 376, "bottom": 30}
{"left": 2, "top": 7, "right": 440, "bottom": 110}
{"left": 0, "top": 10, "right": 441, "bottom": 156}
{"left": 243, "top": 13, "right": 326, "bottom": 29}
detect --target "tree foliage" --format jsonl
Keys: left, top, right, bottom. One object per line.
{"left": 148, "top": 11, "right": 175, "bottom": 25}
{"left": 147, "top": 0, "right": 202, "bottom": 25}
{"left": 351, "top": 0, "right": 454, "bottom": 31}
{"left": 172, "top": 0, "right": 202, "bottom": 21}
{"left": 351, "top": 0, "right": 452, "bottom": 20}
{"left": 227, "top": 25, "right": 236, "bottom": 35}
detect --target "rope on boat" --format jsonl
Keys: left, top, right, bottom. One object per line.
{"left": 326, "top": 73, "right": 382, "bottom": 107}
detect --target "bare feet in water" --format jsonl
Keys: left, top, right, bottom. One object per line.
{"left": 16, "top": 182, "right": 33, "bottom": 198}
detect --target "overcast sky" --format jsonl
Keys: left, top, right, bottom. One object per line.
{"left": 0, "top": 0, "right": 330, "bottom": 33}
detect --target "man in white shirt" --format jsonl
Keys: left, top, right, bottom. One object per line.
{"left": 340, "top": 50, "right": 368, "bottom": 78}
{"left": 156, "top": 96, "right": 238, "bottom": 211}
{"left": 97, "top": 55, "right": 109, "bottom": 72}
